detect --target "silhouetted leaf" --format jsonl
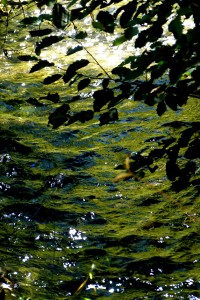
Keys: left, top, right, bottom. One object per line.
{"left": 93, "top": 89, "right": 114, "bottom": 112}
{"left": 70, "top": 8, "right": 83, "bottom": 21}
{"left": 17, "top": 55, "right": 38, "bottom": 61}
{"left": 166, "top": 160, "right": 180, "bottom": 181}
{"left": 169, "top": 64, "right": 183, "bottom": 84}
{"left": 39, "top": 14, "right": 52, "bottom": 22}
{"left": 102, "top": 78, "right": 109, "bottom": 89}
{"left": 75, "top": 31, "right": 87, "bottom": 39}
{"left": 36, "top": 0, "right": 54, "bottom": 8}
{"left": 48, "top": 104, "right": 70, "bottom": 129}
{"left": 120, "top": 1, "right": 137, "bottom": 28}
{"left": 168, "top": 16, "right": 183, "bottom": 39}
{"left": 185, "top": 138, "right": 200, "bottom": 158}
{"left": 21, "top": 16, "right": 39, "bottom": 25}
{"left": 67, "top": 45, "right": 83, "bottom": 56}
{"left": 99, "top": 108, "right": 118, "bottom": 126}
{"left": 30, "top": 60, "right": 54, "bottom": 73}
{"left": 35, "top": 36, "right": 64, "bottom": 55}
{"left": 29, "top": 28, "right": 52, "bottom": 37}
{"left": 43, "top": 74, "right": 62, "bottom": 84}
{"left": 26, "top": 97, "right": 44, "bottom": 106}
{"left": 165, "top": 94, "right": 177, "bottom": 111}
{"left": 157, "top": 101, "right": 166, "bottom": 116}
{"left": 52, "top": 3, "right": 69, "bottom": 29}
{"left": 135, "top": 31, "right": 147, "bottom": 48}
{"left": 78, "top": 78, "right": 90, "bottom": 91}
{"left": 40, "top": 92, "right": 60, "bottom": 103}
{"left": 150, "top": 62, "right": 168, "bottom": 80}
{"left": 96, "top": 10, "right": 115, "bottom": 33}
{"left": 124, "top": 26, "right": 139, "bottom": 40}
{"left": 112, "top": 66, "right": 133, "bottom": 78}
{"left": 67, "top": 110, "right": 94, "bottom": 125}
{"left": 63, "top": 59, "right": 89, "bottom": 83}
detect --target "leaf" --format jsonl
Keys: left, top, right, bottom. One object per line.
{"left": 40, "top": 92, "right": 60, "bottom": 103}
{"left": 63, "top": 59, "right": 89, "bottom": 83}
{"left": 35, "top": 36, "right": 64, "bottom": 55}
{"left": 112, "top": 66, "right": 142, "bottom": 79}
{"left": 157, "top": 101, "right": 166, "bottom": 116}
{"left": 96, "top": 10, "right": 115, "bottom": 33}
{"left": 29, "top": 29, "right": 53, "bottom": 37}
{"left": 39, "top": 14, "right": 52, "bottom": 22}
{"left": 166, "top": 160, "right": 180, "bottom": 181}
{"left": 26, "top": 98, "right": 44, "bottom": 107}
{"left": 21, "top": 17, "right": 39, "bottom": 25}
{"left": 113, "top": 35, "right": 127, "bottom": 46}
{"left": 168, "top": 16, "right": 183, "bottom": 39}
{"left": 17, "top": 55, "right": 38, "bottom": 61}
{"left": 135, "top": 31, "right": 147, "bottom": 48}
{"left": 43, "top": 74, "right": 62, "bottom": 84}
{"left": 48, "top": 104, "right": 70, "bottom": 129}
{"left": 75, "top": 31, "right": 87, "bottom": 39}
{"left": 36, "top": 0, "right": 55, "bottom": 8}
{"left": 30, "top": 60, "right": 54, "bottom": 73}
{"left": 150, "top": 62, "right": 168, "bottom": 80}
{"left": 124, "top": 26, "right": 139, "bottom": 40}
{"left": 92, "top": 21, "right": 105, "bottom": 31}
{"left": 70, "top": 8, "right": 83, "bottom": 21}
{"left": 120, "top": 1, "right": 137, "bottom": 28}
{"left": 78, "top": 78, "right": 91, "bottom": 91}
{"left": 67, "top": 110, "right": 94, "bottom": 125}
{"left": 165, "top": 94, "right": 178, "bottom": 111}
{"left": 93, "top": 89, "right": 114, "bottom": 112}
{"left": 99, "top": 108, "right": 118, "bottom": 126}
{"left": 169, "top": 64, "right": 183, "bottom": 84}
{"left": 67, "top": 45, "right": 83, "bottom": 56}
{"left": 102, "top": 79, "right": 109, "bottom": 89}
{"left": 52, "top": 3, "right": 69, "bottom": 29}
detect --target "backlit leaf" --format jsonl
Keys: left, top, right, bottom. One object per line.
{"left": 96, "top": 10, "right": 115, "bottom": 33}
{"left": 30, "top": 60, "right": 54, "bottom": 73}
{"left": 35, "top": 36, "right": 64, "bottom": 55}
{"left": 113, "top": 36, "right": 126, "bottom": 46}
{"left": 43, "top": 74, "right": 62, "bottom": 84}
{"left": 93, "top": 89, "right": 114, "bottom": 112}
{"left": 52, "top": 3, "right": 69, "bottom": 29}
{"left": 67, "top": 45, "right": 83, "bottom": 56}
{"left": 124, "top": 26, "right": 139, "bottom": 40}
{"left": 29, "top": 29, "right": 52, "bottom": 37}
{"left": 168, "top": 16, "right": 183, "bottom": 39}
{"left": 21, "top": 17, "right": 39, "bottom": 25}
{"left": 48, "top": 104, "right": 70, "bottom": 129}
{"left": 78, "top": 78, "right": 91, "bottom": 91}
{"left": 17, "top": 55, "right": 38, "bottom": 61}
{"left": 99, "top": 108, "right": 118, "bottom": 126}
{"left": 157, "top": 101, "right": 166, "bottom": 116}
{"left": 120, "top": 1, "right": 137, "bottom": 28}
{"left": 67, "top": 110, "right": 94, "bottom": 125}
{"left": 63, "top": 59, "right": 89, "bottom": 83}
{"left": 75, "top": 31, "right": 87, "bottom": 39}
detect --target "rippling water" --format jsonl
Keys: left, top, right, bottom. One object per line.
{"left": 0, "top": 3, "right": 200, "bottom": 300}
{"left": 0, "top": 86, "right": 200, "bottom": 299}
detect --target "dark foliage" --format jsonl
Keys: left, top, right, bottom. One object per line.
{"left": 1, "top": 0, "right": 200, "bottom": 187}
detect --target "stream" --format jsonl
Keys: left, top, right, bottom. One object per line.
{"left": 0, "top": 2, "right": 200, "bottom": 299}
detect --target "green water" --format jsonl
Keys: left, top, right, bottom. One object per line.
{"left": 1, "top": 72, "right": 200, "bottom": 299}
{"left": 0, "top": 3, "right": 200, "bottom": 299}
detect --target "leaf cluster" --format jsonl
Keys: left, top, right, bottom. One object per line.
{"left": 1, "top": 0, "right": 200, "bottom": 183}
